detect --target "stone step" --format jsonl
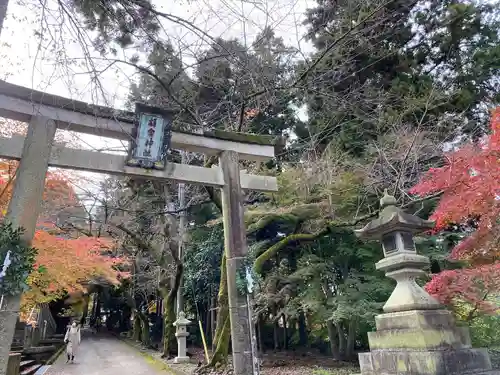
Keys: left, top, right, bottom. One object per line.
{"left": 39, "top": 338, "right": 63, "bottom": 345}
{"left": 34, "top": 365, "right": 51, "bottom": 375}
{"left": 20, "top": 359, "right": 36, "bottom": 368}
{"left": 23, "top": 346, "right": 56, "bottom": 354}
{"left": 20, "top": 364, "right": 41, "bottom": 375}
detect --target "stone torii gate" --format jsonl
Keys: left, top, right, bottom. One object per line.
{"left": 0, "top": 80, "right": 278, "bottom": 375}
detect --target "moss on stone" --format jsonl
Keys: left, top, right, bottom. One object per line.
{"left": 369, "top": 328, "right": 463, "bottom": 350}
{"left": 397, "top": 359, "right": 408, "bottom": 372}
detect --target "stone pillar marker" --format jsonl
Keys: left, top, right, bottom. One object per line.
{"left": 354, "top": 190, "right": 499, "bottom": 375}
{"left": 173, "top": 311, "right": 191, "bottom": 364}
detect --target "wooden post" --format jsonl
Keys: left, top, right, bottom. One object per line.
{"left": 220, "top": 151, "right": 254, "bottom": 375}
{"left": 31, "top": 326, "right": 40, "bottom": 347}
{"left": 42, "top": 320, "right": 47, "bottom": 339}
{"left": 6, "top": 353, "right": 20, "bottom": 375}
{"left": 22, "top": 326, "right": 32, "bottom": 350}
{"left": 0, "top": 116, "right": 56, "bottom": 375}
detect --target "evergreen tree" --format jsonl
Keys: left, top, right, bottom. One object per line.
{"left": 298, "top": 0, "right": 500, "bottom": 155}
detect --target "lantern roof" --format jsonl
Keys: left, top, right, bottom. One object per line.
{"left": 355, "top": 190, "right": 435, "bottom": 240}
{"left": 173, "top": 311, "right": 191, "bottom": 326}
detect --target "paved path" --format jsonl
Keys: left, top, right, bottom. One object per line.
{"left": 43, "top": 334, "right": 165, "bottom": 375}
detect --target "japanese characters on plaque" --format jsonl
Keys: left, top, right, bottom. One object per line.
{"left": 126, "top": 104, "right": 173, "bottom": 169}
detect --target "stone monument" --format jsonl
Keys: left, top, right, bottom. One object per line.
{"left": 354, "top": 190, "right": 499, "bottom": 375}
{"left": 173, "top": 311, "right": 191, "bottom": 364}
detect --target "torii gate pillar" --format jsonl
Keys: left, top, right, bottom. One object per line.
{"left": 220, "top": 150, "right": 253, "bottom": 374}
{"left": 0, "top": 116, "right": 56, "bottom": 375}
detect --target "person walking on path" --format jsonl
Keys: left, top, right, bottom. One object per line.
{"left": 64, "top": 321, "right": 81, "bottom": 363}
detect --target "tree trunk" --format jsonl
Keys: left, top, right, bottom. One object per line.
{"left": 80, "top": 294, "right": 90, "bottom": 326}
{"left": 161, "top": 294, "right": 176, "bottom": 357}
{"left": 90, "top": 293, "right": 98, "bottom": 327}
{"left": 298, "top": 312, "right": 308, "bottom": 347}
{"left": 345, "top": 318, "right": 357, "bottom": 360}
{"left": 158, "top": 185, "right": 185, "bottom": 358}
{"left": 209, "top": 254, "right": 230, "bottom": 367}
{"left": 210, "top": 316, "right": 231, "bottom": 367}
{"left": 137, "top": 311, "right": 150, "bottom": 346}
{"left": 176, "top": 174, "right": 187, "bottom": 315}
{"left": 257, "top": 315, "right": 264, "bottom": 353}
{"left": 273, "top": 319, "right": 279, "bottom": 350}
{"left": 210, "top": 296, "right": 216, "bottom": 350}
{"left": 94, "top": 293, "right": 102, "bottom": 325}
{"left": 282, "top": 314, "right": 288, "bottom": 350}
{"left": 327, "top": 321, "right": 341, "bottom": 360}
{"left": 205, "top": 300, "right": 211, "bottom": 346}
{"left": 120, "top": 305, "right": 131, "bottom": 332}
{"left": 337, "top": 323, "right": 346, "bottom": 360}
{"left": 160, "top": 282, "right": 179, "bottom": 358}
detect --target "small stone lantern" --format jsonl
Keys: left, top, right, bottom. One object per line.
{"left": 173, "top": 311, "right": 191, "bottom": 363}
{"left": 355, "top": 190, "right": 441, "bottom": 313}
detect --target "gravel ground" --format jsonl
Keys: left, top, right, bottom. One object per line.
{"left": 118, "top": 343, "right": 359, "bottom": 375}
{"left": 119, "top": 339, "right": 500, "bottom": 375}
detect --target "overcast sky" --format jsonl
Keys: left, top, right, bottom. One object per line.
{"left": 0, "top": 0, "right": 313, "bottom": 108}
{"left": 0, "top": 0, "right": 313, "bottom": 201}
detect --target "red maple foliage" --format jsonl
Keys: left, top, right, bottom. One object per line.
{"left": 0, "top": 159, "right": 127, "bottom": 314}
{"left": 410, "top": 107, "right": 500, "bottom": 314}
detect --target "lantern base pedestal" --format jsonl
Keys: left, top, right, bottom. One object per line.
{"left": 357, "top": 309, "right": 498, "bottom": 375}
{"left": 174, "top": 356, "right": 190, "bottom": 364}
{"left": 358, "top": 349, "right": 499, "bottom": 375}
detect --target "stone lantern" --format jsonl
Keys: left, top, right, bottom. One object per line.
{"left": 173, "top": 311, "right": 191, "bottom": 364}
{"left": 355, "top": 190, "right": 441, "bottom": 313}
{"left": 353, "top": 190, "right": 499, "bottom": 375}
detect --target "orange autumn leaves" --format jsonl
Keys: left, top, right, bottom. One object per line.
{"left": 23, "top": 228, "right": 125, "bottom": 309}
{"left": 0, "top": 160, "right": 78, "bottom": 216}
{"left": 0, "top": 160, "right": 126, "bottom": 311}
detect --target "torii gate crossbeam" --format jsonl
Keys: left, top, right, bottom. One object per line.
{"left": 0, "top": 80, "right": 278, "bottom": 375}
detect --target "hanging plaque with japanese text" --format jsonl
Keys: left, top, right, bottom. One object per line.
{"left": 126, "top": 104, "right": 174, "bottom": 170}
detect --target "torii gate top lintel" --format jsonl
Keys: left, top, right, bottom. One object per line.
{"left": 0, "top": 80, "right": 280, "bottom": 192}
{"left": 0, "top": 79, "right": 281, "bottom": 163}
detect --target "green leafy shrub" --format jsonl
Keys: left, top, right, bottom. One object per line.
{"left": 0, "top": 222, "right": 37, "bottom": 296}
